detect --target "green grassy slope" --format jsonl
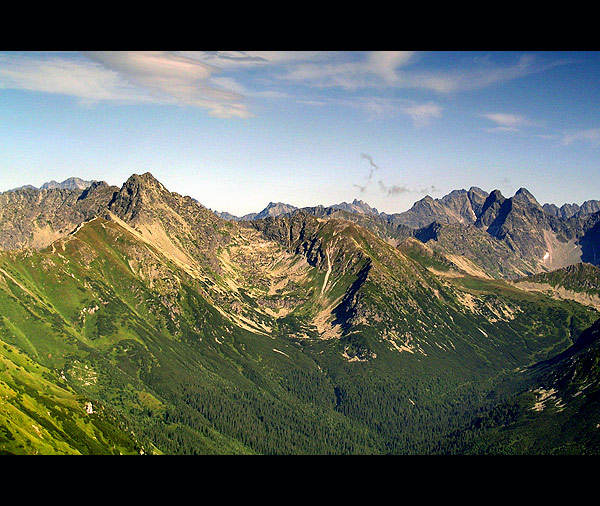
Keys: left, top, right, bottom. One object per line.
{"left": 1, "top": 213, "right": 598, "bottom": 454}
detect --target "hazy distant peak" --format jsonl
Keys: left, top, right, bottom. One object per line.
{"left": 331, "top": 199, "right": 379, "bottom": 216}
{"left": 543, "top": 199, "right": 600, "bottom": 219}
{"left": 40, "top": 177, "right": 97, "bottom": 191}
{"left": 4, "top": 184, "right": 38, "bottom": 192}
{"left": 254, "top": 202, "right": 298, "bottom": 220}
{"left": 5, "top": 176, "right": 96, "bottom": 193}
{"left": 265, "top": 201, "right": 287, "bottom": 209}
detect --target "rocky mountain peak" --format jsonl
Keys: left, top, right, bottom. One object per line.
{"left": 254, "top": 202, "right": 298, "bottom": 220}
{"left": 77, "top": 180, "right": 112, "bottom": 201}
{"left": 480, "top": 188, "right": 505, "bottom": 211}
{"left": 331, "top": 199, "right": 379, "bottom": 216}
{"left": 468, "top": 186, "right": 487, "bottom": 195}
{"left": 124, "top": 172, "right": 165, "bottom": 191}
{"left": 488, "top": 189, "right": 505, "bottom": 202}
{"left": 40, "top": 177, "right": 96, "bottom": 191}
{"left": 475, "top": 190, "right": 506, "bottom": 229}
{"left": 108, "top": 172, "right": 174, "bottom": 224}
{"left": 513, "top": 187, "right": 541, "bottom": 207}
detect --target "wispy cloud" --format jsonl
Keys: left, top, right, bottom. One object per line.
{"left": 499, "top": 176, "right": 514, "bottom": 194}
{"left": 279, "top": 51, "right": 416, "bottom": 90}
{"left": 353, "top": 152, "right": 381, "bottom": 194}
{"left": 403, "top": 102, "right": 443, "bottom": 127}
{"left": 481, "top": 112, "right": 542, "bottom": 133}
{"left": 417, "top": 184, "right": 440, "bottom": 194}
{"left": 403, "top": 54, "right": 550, "bottom": 94}
{"left": 274, "top": 52, "right": 564, "bottom": 95}
{"left": 0, "top": 51, "right": 252, "bottom": 118}
{"left": 0, "top": 51, "right": 574, "bottom": 123}
{"left": 85, "top": 51, "right": 250, "bottom": 118}
{"left": 360, "top": 152, "right": 379, "bottom": 180}
{"left": 378, "top": 180, "right": 411, "bottom": 196}
{"left": 356, "top": 153, "right": 439, "bottom": 198}
{"left": 561, "top": 128, "right": 600, "bottom": 148}
{"left": 0, "top": 52, "right": 148, "bottom": 104}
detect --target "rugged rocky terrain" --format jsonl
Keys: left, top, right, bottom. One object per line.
{"left": 0, "top": 181, "right": 117, "bottom": 250}
{"left": 229, "top": 185, "right": 600, "bottom": 281}
{"left": 1, "top": 172, "right": 599, "bottom": 454}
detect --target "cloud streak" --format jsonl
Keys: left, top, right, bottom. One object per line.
{"left": 561, "top": 128, "right": 600, "bottom": 148}
{"left": 360, "top": 152, "right": 379, "bottom": 180}
{"left": 403, "top": 102, "right": 443, "bottom": 127}
{"left": 356, "top": 153, "right": 440, "bottom": 198}
{"left": 272, "top": 52, "right": 563, "bottom": 95}
{"left": 480, "top": 111, "right": 544, "bottom": 134}
{"left": 0, "top": 51, "right": 252, "bottom": 118}
{"left": 378, "top": 180, "right": 411, "bottom": 196}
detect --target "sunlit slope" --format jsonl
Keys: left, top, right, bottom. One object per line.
{"left": 0, "top": 217, "right": 382, "bottom": 453}
{"left": 0, "top": 340, "right": 141, "bottom": 455}
{"left": 513, "top": 262, "right": 600, "bottom": 310}
{"left": 1, "top": 173, "right": 598, "bottom": 454}
{"left": 252, "top": 212, "right": 597, "bottom": 370}
{"left": 241, "top": 212, "right": 599, "bottom": 452}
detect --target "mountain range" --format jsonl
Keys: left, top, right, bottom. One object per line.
{"left": 1, "top": 172, "right": 599, "bottom": 454}
{"left": 6, "top": 177, "right": 97, "bottom": 192}
{"left": 213, "top": 186, "right": 600, "bottom": 280}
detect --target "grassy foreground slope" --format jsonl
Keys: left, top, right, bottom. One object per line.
{"left": 0, "top": 339, "right": 141, "bottom": 455}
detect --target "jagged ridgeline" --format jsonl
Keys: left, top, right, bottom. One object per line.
{"left": 0, "top": 173, "right": 599, "bottom": 454}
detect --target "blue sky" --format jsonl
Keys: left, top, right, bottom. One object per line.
{"left": 0, "top": 50, "right": 599, "bottom": 216}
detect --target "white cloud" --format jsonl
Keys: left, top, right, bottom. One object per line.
{"left": 405, "top": 54, "right": 560, "bottom": 94}
{"left": 0, "top": 52, "right": 150, "bottom": 104}
{"left": 480, "top": 111, "right": 543, "bottom": 133}
{"left": 0, "top": 51, "right": 573, "bottom": 123}
{"left": 278, "top": 51, "right": 417, "bottom": 90}
{"left": 182, "top": 51, "right": 327, "bottom": 69}
{"left": 273, "top": 52, "right": 561, "bottom": 95}
{"left": 561, "top": 128, "right": 600, "bottom": 148}
{"left": 482, "top": 112, "right": 533, "bottom": 128}
{"left": 403, "top": 102, "right": 443, "bottom": 127}
{"left": 0, "top": 51, "right": 252, "bottom": 118}
{"left": 85, "top": 51, "right": 250, "bottom": 118}
{"left": 485, "top": 126, "right": 520, "bottom": 133}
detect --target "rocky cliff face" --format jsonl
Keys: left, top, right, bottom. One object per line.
{"left": 387, "top": 187, "right": 490, "bottom": 229}
{"left": 407, "top": 187, "right": 600, "bottom": 279}
{"left": 3, "top": 174, "right": 600, "bottom": 283}
{"left": 0, "top": 181, "right": 117, "bottom": 250}
{"left": 107, "top": 172, "right": 232, "bottom": 275}
{"left": 543, "top": 199, "right": 600, "bottom": 219}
